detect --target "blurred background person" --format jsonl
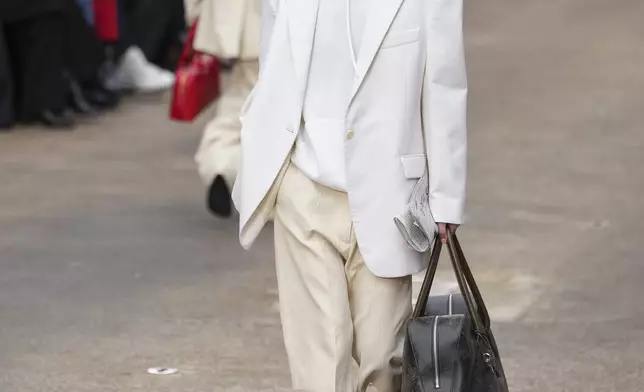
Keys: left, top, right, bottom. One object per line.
{"left": 193, "top": 0, "right": 260, "bottom": 218}
{"left": 0, "top": 0, "right": 188, "bottom": 130}
{"left": 1, "top": 0, "right": 72, "bottom": 128}
{"left": 0, "top": 0, "right": 120, "bottom": 129}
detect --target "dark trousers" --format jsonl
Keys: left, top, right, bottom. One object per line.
{"left": 60, "top": 0, "right": 105, "bottom": 83}
{"left": 0, "top": 26, "right": 13, "bottom": 127}
{"left": 3, "top": 0, "right": 106, "bottom": 120}
{"left": 4, "top": 12, "right": 67, "bottom": 119}
{"left": 121, "top": 0, "right": 186, "bottom": 69}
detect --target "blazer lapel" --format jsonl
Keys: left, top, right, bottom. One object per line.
{"left": 287, "top": 0, "right": 320, "bottom": 98}
{"left": 350, "top": 0, "right": 404, "bottom": 101}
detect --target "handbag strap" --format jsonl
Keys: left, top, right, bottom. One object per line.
{"left": 412, "top": 237, "right": 442, "bottom": 318}
{"left": 450, "top": 234, "right": 509, "bottom": 390}
{"left": 449, "top": 233, "right": 492, "bottom": 328}
{"left": 179, "top": 20, "right": 200, "bottom": 65}
{"left": 412, "top": 232, "right": 488, "bottom": 334}
{"left": 445, "top": 231, "right": 487, "bottom": 333}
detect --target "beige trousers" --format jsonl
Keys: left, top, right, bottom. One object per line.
{"left": 195, "top": 60, "right": 258, "bottom": 187}
{"left": 274, "top": 164, "right": 412, "bottom": 392}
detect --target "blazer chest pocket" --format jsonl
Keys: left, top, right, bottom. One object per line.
{"left": 380, "top": 28, "right": 421, "bottom": 50}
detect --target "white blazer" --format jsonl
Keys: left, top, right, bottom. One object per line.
{"left": 232, "top": 0, "right": 468, "bottom": 278}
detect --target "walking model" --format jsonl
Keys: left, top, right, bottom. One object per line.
{"left": 193, "top": 0, "right": 260, "bottom": 217}
{"left": 235, "top": 0, "right": 467, "bottom": 390}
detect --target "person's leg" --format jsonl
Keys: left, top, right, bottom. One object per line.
{"left": 0, "top": 26, "right": 14, "bottom": 129}
{"left": 273, "top": 163, "right": 355, "bottom": 392}
{"left": 4, "top": 11, "right": 73, "bottom": 128}
{"left": 124, "top": 0, "right": 185, "bottom": 67}
{"left": 346, "top": 240, "right": 412, "bottom": 392}
{"left": 62, "top": 0, "right": 105, "bottom": 83}
{"left": 154, "top": 0, "right": 186, "bottom": 70}
{"left": 110, "top": 0, "right": 132, "bottom": 62}
{"left": 58, "top": 0, "right": 120, "bottom": 112}
{"left": 195, "top": 60, "right": 258, "bottom": 217}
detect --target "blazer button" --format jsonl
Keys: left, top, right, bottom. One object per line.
{"left": 346, "top": 129, "right": 355, "bottom": 140}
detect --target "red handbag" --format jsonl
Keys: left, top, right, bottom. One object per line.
{"left": 93, "top": 0, "right": 119, "bottom": 41}
{"left": 170, "top": 20, "right": 221, "bottom": 122}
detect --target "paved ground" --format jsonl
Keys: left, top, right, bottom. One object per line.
{"left": 1, "top": 0, "right": 644, "bottom": 391}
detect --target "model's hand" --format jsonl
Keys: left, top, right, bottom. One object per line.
{"left": 437, "top": 223, "right": 459, "bottom": 244}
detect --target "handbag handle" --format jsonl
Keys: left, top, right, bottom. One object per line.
{"left": 179, "top": 19, "right": 200, "bottom": 66}
{"left": 412, "top": 237, "right": 442, "bottom": 318}
{"left": 449, "top": 232, "right": 511, "bottom": 391}
{"left": 448, "top": 232, "right": 492, "bottom": 328}
{"left": 412, "top": 232, "right": 489, "bottom": 334}
{"left": 445, "top": 231, "right": 488, "bottom": 333}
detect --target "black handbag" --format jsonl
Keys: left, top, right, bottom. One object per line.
{"left": 402, "top": 232, "right": 509, "bottom": 392}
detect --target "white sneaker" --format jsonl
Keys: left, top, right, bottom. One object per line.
{"left": 136, "top": 65, "right": 175, "bottom": 92}
{"left": 106, "top": 46, "right": 175, "bottom": 92}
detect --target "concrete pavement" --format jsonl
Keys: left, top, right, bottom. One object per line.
{"left": 1, "top": 0, "right": 644, "bottom": 391}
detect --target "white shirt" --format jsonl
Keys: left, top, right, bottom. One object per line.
{"left": 291, "top": 0, "right": 368, "bottom": 191}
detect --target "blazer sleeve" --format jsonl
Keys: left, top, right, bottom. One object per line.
{"left": 422, "top": 0, "right": 468, "bottom": 225}
{"left": 259, "top": 0, "right": 278, "bottom": 70}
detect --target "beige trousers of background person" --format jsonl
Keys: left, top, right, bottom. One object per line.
{"left": 274, "top": 163, "right": 413, "bottom": 392}
{"left": 195, "top": 61, "right": 258, "bottom": 188}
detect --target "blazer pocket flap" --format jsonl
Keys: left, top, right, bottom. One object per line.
{"left": 401, "top": 154, "right": 427, "bottom": 179}
{"left": 381, "top": 28, "right": 421, "bottom": 49}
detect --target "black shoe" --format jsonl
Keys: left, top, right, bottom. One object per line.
{"left": 84, "top": 86, "right": 121, "bottom": 110}
{"left": 68, "top": 79, "right": 99, "bottom": 115}
{"left": 39, "top": 110, "right": 75, "bottom": 129}
{"left": 219, "top": 58, "right": 237, "bottom": 72}
{"left": 207, "top": 175, "right": 232, "bottom": 218}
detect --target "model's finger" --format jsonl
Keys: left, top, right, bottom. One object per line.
{"left": 438, "top": 223, "right": 447, "bottom": 244}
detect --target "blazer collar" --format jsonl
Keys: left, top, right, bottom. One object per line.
{"left": 286, "top": 0, "right": 404, "bottom": 102}
{"left": 287, "top": 0, "right": 320, "bottom": 98}
{"left": 350, "top": 0, "right": 404, "bottom": 101}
